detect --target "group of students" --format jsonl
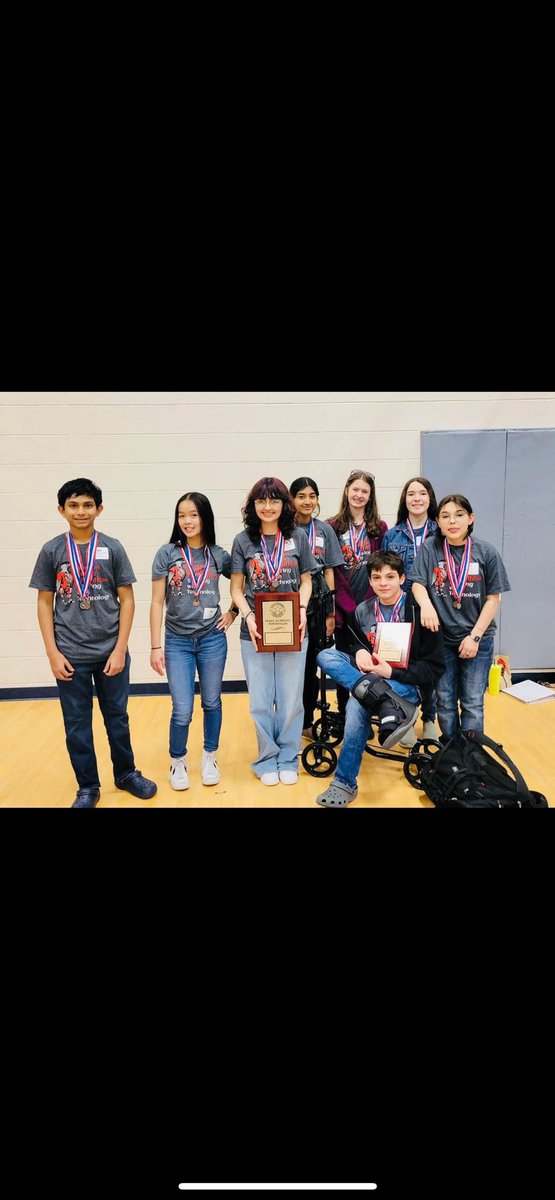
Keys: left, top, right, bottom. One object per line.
{"left": 28, "top": 470, "right": 510, "bottom": 808}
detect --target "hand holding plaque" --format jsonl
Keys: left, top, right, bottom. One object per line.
{"left": 373, "top": 621, "right": 413, "bottom": 669}
{"left": 254, "top": 591, "right": 301, "bottom": 652}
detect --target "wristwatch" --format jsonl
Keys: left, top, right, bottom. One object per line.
{"left": 472, "top": 634, "right": 482, "bottom": 643}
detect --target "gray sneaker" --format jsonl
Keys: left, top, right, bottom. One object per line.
{"left": 315, "top": 780, "right": 358, "bottom": 807}
{"left": 400, "top": 726, "right": 417, "bottom": 749}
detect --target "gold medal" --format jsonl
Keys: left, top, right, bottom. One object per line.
{"left": 80, "top": 599, "right": 91, "bottom": 610}
{"left": 193, "top": 599, "right": 200, "bottom": 607}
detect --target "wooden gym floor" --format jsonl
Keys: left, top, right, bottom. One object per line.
{"left": 1, "top": 690, "right": 553, "bottom": 808}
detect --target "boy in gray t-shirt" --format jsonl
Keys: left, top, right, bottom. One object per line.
{"left": 29, "top": 477, "right": 157, "bottom": 808}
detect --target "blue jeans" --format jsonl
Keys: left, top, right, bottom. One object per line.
{"left": 317, "top": 648, "right": 420, "bottom": 790}
{"left": 164, "top": 627, "right": 228, "bottom": 758}
{"left": 435, "top": 636, "right": 494, "bottom": 742}
{"left": 56, "top": 651, "right": 135, "bottom": 788}
{"left": 241, "top": 637, "right": 308, "bottom": 775}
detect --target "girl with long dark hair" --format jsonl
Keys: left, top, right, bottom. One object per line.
{"left": 150, "top": 491, "right": 237, "bottom": 791}
{"left": 409, "top": 493, "right": 510, "bottom": 744}
{"left": 289, "top": 476, "right": 344, "bottom": 737}
{"left": 382, "top": 476, "right": 439, "bottom": 744}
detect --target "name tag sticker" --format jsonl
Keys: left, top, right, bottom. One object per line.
{"left": 284, "top": 539, "right": 296, "bottom": 550}
{"left": 96, "top": 547, "right": 109, "bottom": 559}
{"left": 203, "top": 607, "right": 217, "bottom": 620}
{"left": 468, "top": 563, "right": 480, "bottom": 576}
{"left": 315, "top": 536, "right": 324, "bottom": 547}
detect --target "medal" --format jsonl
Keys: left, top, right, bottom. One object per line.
{"left": 179, "top": 545, "right": 211, "bottom": 607}
{"left": 348, "top": 521, "right": 366, "bottom": 563}
{"left": 66, "top": 531, "right": 98, "bottom": 610}
{"left": 443, "top": 537, "right": 472, "bottom": 610}
{"left": 261, "top": 530, "right": 284, "bottom": 588}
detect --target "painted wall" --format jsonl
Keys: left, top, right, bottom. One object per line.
{"left": 1, "top": 392, "right": 554, "bottom": 687}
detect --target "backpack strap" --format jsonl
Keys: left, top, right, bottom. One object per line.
{"left": 464, "top": 729, "right": 532, "bottom": 800}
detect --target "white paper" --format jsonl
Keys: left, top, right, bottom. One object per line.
{"left": 501, "top": 680, "right": 555, "bottom": 704}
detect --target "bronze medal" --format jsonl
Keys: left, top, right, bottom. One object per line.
{"left": 453, "top": 600, "right": 462, "bottom": 609}
{"left": 80, "top": 599, "right": 92, "bottom": 610}
{"left": 193, "top": 599, "right": 200, "bottom": 607}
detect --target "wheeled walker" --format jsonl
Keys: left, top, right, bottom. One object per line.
{"left": 300, "top": 581, "right": 438, "bottom": 780}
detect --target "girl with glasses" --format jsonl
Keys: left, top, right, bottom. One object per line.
{"left": 230, "top": 477, "right": 317, "bottom": 786}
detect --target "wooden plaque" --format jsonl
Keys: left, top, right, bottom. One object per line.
{"left": 254, "top": 591, "right": 301, "bottom": 652}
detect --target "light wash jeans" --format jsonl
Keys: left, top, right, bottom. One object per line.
{"left": 317, "top": 647, "right": 420, "bottom": 790}
{"left": 435, "top": 636, "right": 494, "bottom": 742}
{"left": 164, "top": 627, "right": 228, "bottom": 759}
{"left": 241, "top": 637, "right": 308, "bottom": 776}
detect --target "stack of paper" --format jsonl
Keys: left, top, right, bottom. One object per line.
{"left": 501, "top": 680, "right": 555, "bottom": 704}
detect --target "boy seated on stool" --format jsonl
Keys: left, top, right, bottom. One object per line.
{"left": 314, "top": 550, "right": 445, "bottom": 807}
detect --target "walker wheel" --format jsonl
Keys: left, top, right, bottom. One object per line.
{"left": 311, "top": 717, "right": 343, "bottom": 748}
{"left": 301, "top": 743, "right": 338, "bottom": 777}
{"left": 402, "top": 739, "right": 441, "bottom": 789}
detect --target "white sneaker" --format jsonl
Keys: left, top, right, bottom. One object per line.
{"left": 201, "top": 750, "right": 220, "bottom": 786}
{"left": 260, "top": 771, "right": 279, "bottom": 786}
{"left": 169, "top": 756, "right": 190, "bottom": 790}
{"left": 279, "top": 770, "right": 298, "bottom": 785}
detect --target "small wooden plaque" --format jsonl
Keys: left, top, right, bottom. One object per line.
{"left": 254, "top": 591, "right": 301, "bottom": 652}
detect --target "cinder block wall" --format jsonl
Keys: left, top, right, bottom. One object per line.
{"left": 1, "top": 392, "right": 554, "bottom": 687}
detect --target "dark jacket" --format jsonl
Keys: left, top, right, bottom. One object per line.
{"left": 347, "top": 591, "right": 445, "bottom": 690}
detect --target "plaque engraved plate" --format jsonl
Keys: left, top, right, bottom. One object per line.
{"left": 254, "top": 591, "right": 301, "bottom": 652}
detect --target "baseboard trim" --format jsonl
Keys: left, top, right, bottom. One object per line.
{"left": 1, "top": 672, "right": 553, "bottom": 702}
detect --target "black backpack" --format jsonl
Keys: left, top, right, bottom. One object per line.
{"left": 404, "top": 728, "right": 548, "bottom": 808}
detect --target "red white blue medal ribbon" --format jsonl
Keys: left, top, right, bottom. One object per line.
{"left": 260, "top": 530, "right": 284, "bottom": 586}
{"left": 307, "top": 519, "right": 316, "bottom": 553}
{"left": 179, "top": 545, "right": 211, "bottom": 602}
{"left": 373, "top": 593, "right": 405, "bottom": 623}
{"left": 406, "top": 519, "right": 429, "bottom": 548}
{"left": 349, "top": 521, "right": 366, "bottom": 562}
{"left": 443, "top": 536, "right": 472, "bottom": 608}
{"left": 66, "top": 531, "right": 98, "bottom": 603}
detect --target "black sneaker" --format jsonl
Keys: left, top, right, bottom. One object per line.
{"left": 72, "top": 787, "right": 101, "bottom": 809}
{"left": 378, "top": 695, "right": 418, "bottom": 749}
{"left": 115, "top": 769, "right": 157, "bottom": 800}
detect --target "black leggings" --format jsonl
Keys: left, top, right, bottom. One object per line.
{"left": 332, "top": 623, "right": 351, "bottom": 716}
{"left": 302, "top": 615, "right": 321, "bottom": 729}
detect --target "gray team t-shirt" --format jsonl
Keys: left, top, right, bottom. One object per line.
{"left": 296, "top": 518, "right": 344, "bottom": 571}
{"left": 29, "top": 531, "right": 136, "bottom": 662}
{"left": 151, "top": 543, "right": 231, "bottom": 637}
{"left": 231, "top": 527, "right": 317, "bottom": 641}
{"left": 407, "top": 535, "right": 511, "bottom": 645}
